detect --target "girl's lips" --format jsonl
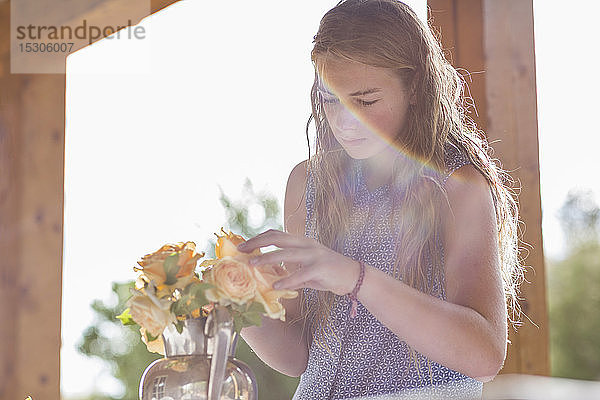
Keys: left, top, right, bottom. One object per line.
{"left": 340, "top": 137, "right": 367, "bottom": 146}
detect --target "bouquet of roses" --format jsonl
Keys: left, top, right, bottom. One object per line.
{"left": 117, "top": 228, "right": 298, "bottom": 355}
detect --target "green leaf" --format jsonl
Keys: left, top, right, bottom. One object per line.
{"left": 247, "top": 301, "right": 266, "bottom": 315}
{"left": 190, "top": 282, "right": 215, "bottom": 292}
{"left": 229, "top": 308, "right": 241, "bottom": 319}
{"left": 174, "top": 320, "right": 184, "bottom": 334}
{"left": 232, "top": 314, "right": 242, "bottom": 333}
{"left": 172, "top": 297, "right": 192, "bottom": 316}
{"left": 145, "top": 330, "right": 159, "bottom": 342}
{"left": 164, "top": 274, "right": 177, "bottom": 286}
{"left": 170, "top": 300, "right": 182, "bottom": 315}
{"left": 171, "top": 286, "right": 211, "bottom": 319}
{"left": 164, "top": 253, "right": 179, "bottom": 272}
{"left": 116, "top": 308, "right": 137, "bottom": 326}
{"left": 163, "top": 253, "right": 179, "bottom": 285}
{"left": 242, "top": 311, "right": 263, "bottom": 327}
{"left": 189, "top": 283, "right": 212, "bottom": 305}
{"left": 230, "top": 302, "right": 246, "bottom": 313}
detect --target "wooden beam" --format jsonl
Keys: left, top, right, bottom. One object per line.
{"left": 483, "top": 0, "right": 548, "bottom": 376}
{"left": 0, "top": 36, "right": 22, "bottom": 400}
{"left": 0, "top": 73, "right": 66, "bottom": 400}
{"left": 0, "top": 1, "right": 180, "bottom": 398}
{"left": 428, "top": 0, "right": 487, "bottom": 132}
{"left": 9, "top": 0, "right": 181, "bottom": 74}
{"left": 428, "top": 0, "right": 549, "bottom": 376}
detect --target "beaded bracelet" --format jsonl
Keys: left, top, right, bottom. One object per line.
{"left": 348, "top": 260, "right": 366, "bottom": 319}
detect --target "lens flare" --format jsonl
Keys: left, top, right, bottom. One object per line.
{"left": 314, "top": 73, "right": 453, "bottom": 183}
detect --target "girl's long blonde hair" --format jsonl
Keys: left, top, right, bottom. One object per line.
{"left": 291, "top": 0, "right": 524, "bottom": 377}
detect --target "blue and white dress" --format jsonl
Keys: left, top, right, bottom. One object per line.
{"left": 292, "top": 144, "right": 484, "bottom": 400}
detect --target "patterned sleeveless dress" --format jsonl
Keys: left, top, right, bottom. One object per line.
{"left": 292, "top": 144, "right": 484, "bottom": 400}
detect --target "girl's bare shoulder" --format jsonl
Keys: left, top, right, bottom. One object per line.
{"left": 284, "top": 160, "right": 309, "bottom": 237}
{"left": 444, "top": 164, "right": 491, "bottom": 204}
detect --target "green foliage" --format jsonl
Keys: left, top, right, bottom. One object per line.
{"left": 230, "top": 301, "right": 265, "bottom": 333}
{"left": 548, "top": 189, "right": 600, "bottom": 380}
{"left": 548, "top": 242, "right": 600, "bottom": 380}
{"left": 77, "top": 281, "right": 162, "bottom": 400}
{"left": 218, "top": 178, "right": 283, "bottom": 239}
{"left": 170, "top": 282, "right": 212, "bottom": 317}
{"left": 76, "top": 179, "right": 299, "bottom": 400}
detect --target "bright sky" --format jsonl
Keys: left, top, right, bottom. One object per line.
{"left": 61, "top": 0, "right": 600, "bottom": 397}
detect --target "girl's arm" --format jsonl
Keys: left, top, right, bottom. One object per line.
{"left": 239, "top": 160, "right": 310, "bottom": 377}
{"left": 239, "top": 164, "right": 507, "bottom": 382}
{"left": 355, "top": 164, "right": 507, "bottom": 381}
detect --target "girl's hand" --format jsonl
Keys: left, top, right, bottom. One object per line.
{"left": 237, "top": 229, "right": 360, "bottom": 296}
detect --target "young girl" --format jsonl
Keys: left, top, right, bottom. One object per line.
{"left": 239, "top": 1, "right": 522, "bottom": 398}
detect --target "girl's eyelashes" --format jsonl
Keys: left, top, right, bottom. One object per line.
{"left": 320, "top": 95, "right": 379, "bottom": 107}
{"left": 356, "top": 99, "right": 378, "bottom": 106}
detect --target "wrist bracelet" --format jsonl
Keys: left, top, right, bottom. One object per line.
{"left": 348, "top": 260, "right": 365, "bottom": 319}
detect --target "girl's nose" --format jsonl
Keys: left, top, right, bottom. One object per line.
{"left": 332, "top": 104, "right": 360, "bottom": 131}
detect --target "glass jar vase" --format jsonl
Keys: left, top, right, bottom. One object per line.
{"left": 139, "top": 305, "right": 257, "bottom": 400}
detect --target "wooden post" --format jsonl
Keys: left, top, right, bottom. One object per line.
{"left": 0, "top": 73, "right": 66, "bottom": 400}
{"left": 0, "top": 1, "right": 180, "bottom": 398}
{"left": 428, "top": 0, "right": 549, "bottom": 376}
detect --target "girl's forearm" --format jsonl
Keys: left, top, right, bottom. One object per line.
{"left": 356, "top": 264, "right": 505, "bottom": 380}
{"left": 240, "top": 315, "right": 309, "bottom": 377}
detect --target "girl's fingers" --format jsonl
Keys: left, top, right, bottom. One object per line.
{"left": 249, "top": 248, "right": 307, "bottom": 266}
{"left": 238, "top": 229, "right": 312, "bottom": 252}
{"left": 273, "top": 267, "right": 315, "bottom": 290}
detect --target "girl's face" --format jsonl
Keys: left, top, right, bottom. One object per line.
{"left": 316, "top": 57, "right": 413, "bottom": 161}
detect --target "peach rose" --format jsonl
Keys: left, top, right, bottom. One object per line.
{"left": 134, "top": 241, "right": 203, "bottom": 291}
{"left": 128, "top": 293, "right": 174, "bottom": 338}
{"left": 252, "top": 263, "right": 298, "bottom": 321}
{"left": 175, "top": 242, "right": 203, "bottom": 278}
{"left": 140, "top": 327, "right": 165, "bottom": 355}
{"left": 214, "top": 228, "right": 261, "bottom": 259}
{"left": 202, "top": 257, "right": 257, "bottom": 306}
